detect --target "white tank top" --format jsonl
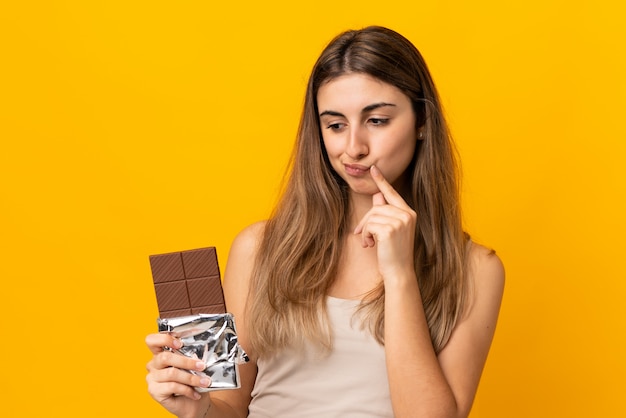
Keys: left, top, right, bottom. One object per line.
{"left": 248, "top": 296, "right": 394, "bottom": 417}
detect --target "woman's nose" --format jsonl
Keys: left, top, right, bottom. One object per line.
{"left": 346, "top": 127, "right": 369, "bottom": 160}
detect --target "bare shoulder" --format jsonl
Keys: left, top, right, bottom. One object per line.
{"left": 467, "top": 242, "right": 505, "bottom": 301}
{"left": 466, "top": 242, "right": 505, "bottom": 325}
{"left": 223, "top": 220, "right": 266, "bottom": 293}
{"left": 230, "top": 220, "right": 266, "bottom": 256}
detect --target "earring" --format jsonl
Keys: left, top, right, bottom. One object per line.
{"left": 418, "top": 131, "right": 424, "bottom": 140}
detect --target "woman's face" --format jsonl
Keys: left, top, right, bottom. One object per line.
{"left": 317, "top": 73, "right": 418, "bottom": 196}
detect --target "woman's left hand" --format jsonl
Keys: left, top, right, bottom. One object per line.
{"left": 354, "top": 165, "right": 417, "bottom": 281}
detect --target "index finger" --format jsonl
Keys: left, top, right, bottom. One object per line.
{"left": 145, "top": 332, "right": 182, "bottom": 355}
{"left": 369, "top": 165, "right": 411, "bottom": 209}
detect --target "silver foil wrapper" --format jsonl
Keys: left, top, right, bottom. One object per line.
{"left": 158, "top": 313, "right": 249, "bottom": 392}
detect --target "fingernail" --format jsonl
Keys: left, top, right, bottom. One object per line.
{"left": 193, "top": 391, "right": 201, "bottom": 400}
{"left": 370, "top": 165, "right": 379, "bottom": 176}
{"left": 195, "top": 361, "right": 206, "bottom": 371}
{"left": 172, "top": 339, "right": 182, "bottom": 349}
{"left": 199, "top": 377, "right": 211, "bottom": 387}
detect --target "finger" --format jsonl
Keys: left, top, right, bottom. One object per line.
{"left": 369, "top": 165, "right": 411, "bottom": 209}
{"left": 354, "top": 192, "right": 385, "bottom": 235}
{"left": 146, "top": 333, "right": 183, "bottom": 355}
{"left": 354, "top": 194, "right": 396, "bottom": 236}
{"left": 372, "top": 191, "right": 386, "bottom": 206}
{"left": 359, "top": 217, "right": 404, "bottom": 242}
{"left": 151, "top": 364, "right": 212, "bottom": 391}
{"left": 358, "top": 222, "right": 376, "bottom": 247}
{"left": 359, "top": 206, "right": 416, "bottom": 244}
{"left": 151, "top": 350, "right": 208, "bottom": 373}
{"left": 147, "top": 376, "right": 204, "bottom": 402}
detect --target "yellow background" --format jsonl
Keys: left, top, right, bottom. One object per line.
{"left": 1, "top": 1, "right": 624, "bottom": 417}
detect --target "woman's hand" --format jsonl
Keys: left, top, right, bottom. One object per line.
{"left": 145, "top": 332, "right": 212, "bottom": 418}
{"left": 354, "top": 165, "right": 417, "bottom": 281}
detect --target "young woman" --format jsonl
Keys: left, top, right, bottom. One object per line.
{"left": 146, "top": 26, "right": 505, "bottom": 418}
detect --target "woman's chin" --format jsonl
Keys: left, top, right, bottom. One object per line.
{"left": 346, "top": 183, "right": 379, "bottom": 197}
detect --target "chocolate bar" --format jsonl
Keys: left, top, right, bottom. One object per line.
{"left": 149, "top": 247, "right": 226, "bottom": 318}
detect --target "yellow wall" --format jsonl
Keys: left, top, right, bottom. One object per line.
{"left": 1, "top": 1, "right": 624, "bottom": 416}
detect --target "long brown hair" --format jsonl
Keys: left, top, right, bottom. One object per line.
{"left": 247, "top": 26, "right": 469, "bottom": 357}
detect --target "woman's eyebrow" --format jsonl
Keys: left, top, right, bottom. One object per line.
{"left": 362, "top": 102, "right": 396, "bottom": 112}
{"left": 319, "top": 102, "right": 397, "bottom": 118}
{"left": 319, "top": 110, "right": 344, "bottom": 117}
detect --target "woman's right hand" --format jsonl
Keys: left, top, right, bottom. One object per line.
{"left": 145, "top": 332, "right": 213, "bottom": 418}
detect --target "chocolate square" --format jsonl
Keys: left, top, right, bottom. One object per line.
{"left": 154, "top": 281, "right": 190, "bottom": 311}
{"left": 149, "top": 252, "right": 185, "bottom": 283}
{"left": 181, "top": 248, "right": 220, "bottom": 279}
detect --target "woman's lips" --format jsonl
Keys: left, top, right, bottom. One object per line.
{"left": 344, "top": 163, "right": 371, "bottom": 177}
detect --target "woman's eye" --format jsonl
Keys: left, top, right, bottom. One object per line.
{"left": 369, "top": 118, "right": 390, "bottom": 126}
{"left": 327, "top": 123, "right": 345, "bottom": 131}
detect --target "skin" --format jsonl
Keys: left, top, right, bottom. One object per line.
{"left": 145, "top": 73, "right": 505, "bottom": 418}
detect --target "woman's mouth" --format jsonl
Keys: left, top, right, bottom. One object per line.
{"left": 344, "top": 163, "right": 371, "bottom": 177}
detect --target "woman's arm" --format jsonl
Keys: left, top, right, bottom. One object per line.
{"left": 384, "top": 245, "right": 504, "bottom": 418}
{"left": 207, "top": 222, "right": 265, "bottom": 417}
{"left": 357, "top": 166, "right": 505, "bottom": 418}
